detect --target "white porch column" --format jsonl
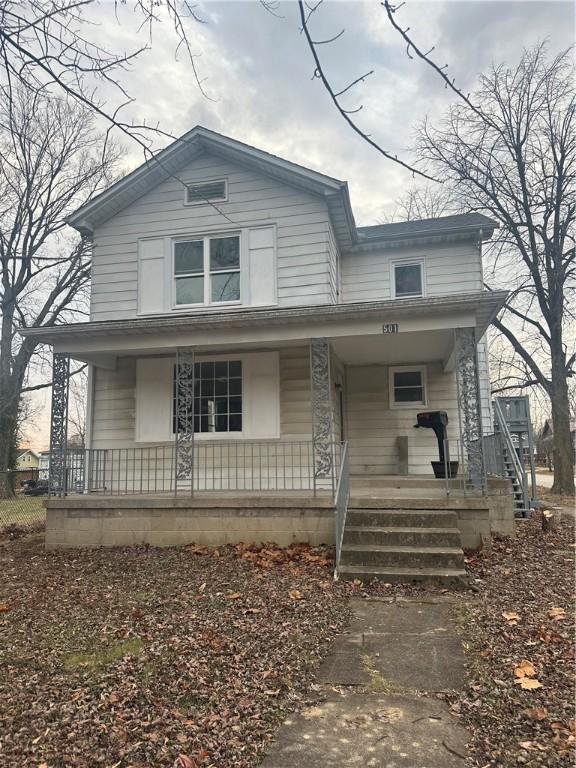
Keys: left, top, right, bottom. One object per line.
{"left": 454, "top": 328, "right": 486, "bottom": 491}
{"left": 310, "top": 338, "right": 334, "bottom": 486}
{"left": 49, "top": 352, "right": 69, "bottom": 496}
{"left": 175, "top": 346, "right": 195, "bottom": 496}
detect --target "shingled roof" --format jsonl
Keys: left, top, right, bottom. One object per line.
{"left": 357, "top": 213, "right": 498, "bottom": 242}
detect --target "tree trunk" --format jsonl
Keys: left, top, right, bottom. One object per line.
{"left": 549, "top": 341, "right": 575, "bottom": 496}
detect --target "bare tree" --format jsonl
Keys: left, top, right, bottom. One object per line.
{"left": 413, "top": 45, "right": 575, "bottom": 495}
{"left": 380, "top": 184, "right": 456, "bottom": 223}
{"left": 0, "top": 85, "right": 119, "bottom": 490}
{"left": 300, "top": 3, "right": 575, "bottom": 493}
{"left": 0, "top": 0, "right": 208, "bottom": 152}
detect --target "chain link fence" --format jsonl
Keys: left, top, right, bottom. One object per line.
{"left": 0, "top": 471, "right": 47, "bottom": 534}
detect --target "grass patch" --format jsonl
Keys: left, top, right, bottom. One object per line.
{"left": 64, "top": 637, "right": 143, "bottom": 670}
{"left": 0, "top": 496, "right": 45, "bottom": 528}
{"left": 359, "top": 646, "right": 413, "bottom": 695}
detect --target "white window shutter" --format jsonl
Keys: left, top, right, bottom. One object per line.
{"left": 247, "top": 227, "right": 276, "bottom": 306}
{"left": 135, "top": 358, "right": 173, "bottom": 442}
{"left": 244, "top": 352, "right": 280, "bottom": 438}
{"left": 138, "top": 238, "right": 168, "bottom": 314}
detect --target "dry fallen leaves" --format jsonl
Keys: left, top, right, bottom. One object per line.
{"left": 517, "top": 677, "right": 544, "bottom": 690}
{"left": 0, "top": 601, "right": 10, "bottom": 611}
{"left": 548, "top": 606, "right": 567, "bottom": 620}
{"left": 522, "top": 706, "right": 549, "bottom": 721}
{"left": 175, "top": 756, "right": 198, "bottom": 768}
{"left": 514, "top": 659, "right": 537, "bottom": 678}
{"left": 513, "top": 658, "right": 544, "bottom": 689}
{"left": 0, "top": 535, "right": 347, "bottom": 768}
{"left": 462, "top": 514, "right": 574, "bottom": 766}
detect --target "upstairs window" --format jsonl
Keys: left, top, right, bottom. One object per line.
{"left": 185, "top": 179, "right": 227, "bottom": 205}
{"left": 392, "top": 260, "right": 424, "bottom": 298}
{"left": 389, "top": 366, "right": 427, "bottom": 408}
{"left": 174, "top": 234, "right": 241, "bottom": 306}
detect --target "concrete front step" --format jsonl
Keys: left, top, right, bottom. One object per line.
{"left": 343, "top": 526, "right": 462, "bottom": 548}
{"left": 347, "top": 509, "right": 460, "bottom": 528}
{"left": 340, "top": 544, "right": 466, "bottom": 570}
{"left": 338, "top": 564, "right": 468, "bottom": 586}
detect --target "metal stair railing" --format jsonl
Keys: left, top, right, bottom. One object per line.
{"left": 493, "top": 399, "right": 529, "bottom": 515}
{"left": 333, "top": 441, "right": 350, "bottom": 579}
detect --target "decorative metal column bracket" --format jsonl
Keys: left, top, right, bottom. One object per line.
{"left": 49, "top": 353, "right": 70, "bottom": 496}
{"left": 310, "top": 338, "right": 333, "bottom": 482}
{"left": 454, "top": 328, "right": 486, "bottom": 493}
{"left": 175, "top": 347, "right": 195, "bottom": 496}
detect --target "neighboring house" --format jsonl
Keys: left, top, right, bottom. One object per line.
{"left": 21, "top": 126, "right": 513, "bottom": 575}
{"left": 15, "top": 449, "right": 40, "bottom": 470}
{"left": 538, "top": 418, "right": 576, "bottom": 467}
{"left": 38, "top": 450, "right": 51, "bottom": 478}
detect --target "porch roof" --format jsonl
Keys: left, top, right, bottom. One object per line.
{"left": 20, "top": 291, "right": 507, "bottom": 367}
{"left": 21, "top": 291, "right": 505, "bottom": 342}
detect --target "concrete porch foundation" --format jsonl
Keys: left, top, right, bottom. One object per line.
{"left": 44, "top": 476, "right": 514, "bottom": 551}
{"left": 44, "top": 494, "right": 334, "bottom": 549}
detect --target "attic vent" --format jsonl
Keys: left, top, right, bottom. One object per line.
{"left": 185, "top": 180, "right": 227, "bottom": 204}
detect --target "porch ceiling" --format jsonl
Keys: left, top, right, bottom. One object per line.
{"left": 331, "top": 329, "right": 453, "bottom": 366}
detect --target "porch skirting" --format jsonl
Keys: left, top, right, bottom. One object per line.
{"left": 44, "top": 495, "right": 335, "bottom": 549}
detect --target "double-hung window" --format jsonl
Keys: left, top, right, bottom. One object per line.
{"left": 174, "top": 234, "right": 241, "bottom": 307}
{"left": 389, "top": 366, "right": 427, "bottom": 408}
{"left": 174, "top": 360, "right": 243, "bottom": 434}
{"left": 392, "top": 259, "right": 424, "bottom": 298}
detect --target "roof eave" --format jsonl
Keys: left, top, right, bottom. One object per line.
{"left": 356, "top": 222, "right": 498, "bottom": 249}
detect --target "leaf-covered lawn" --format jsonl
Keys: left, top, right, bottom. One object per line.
{"left": 0, "top": 495, "right": 45, "bottom": 527}
{"left": 457, "top": 512, "right": 575, "bottom": 766}
{"left": 0, "top": 536, "right": 349, "bottom": 768}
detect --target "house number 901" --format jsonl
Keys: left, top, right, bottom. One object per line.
{"left": 382, "top": 323, "right": 399, "bottom": 334}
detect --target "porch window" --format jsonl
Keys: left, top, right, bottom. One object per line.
{"left": 392, "top": 260, "right": 424, "bottom": 298}
{"left": 389, "top": 366, "right": 427, "bottom": 407}
{"left": 173, "top": 360, "right": 243, "bottom": 434}
{"left": 174, "top": 234, "right": 241, "bottom": 306}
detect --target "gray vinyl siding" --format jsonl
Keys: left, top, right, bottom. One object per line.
{"left": 345, "top": 362, "right": 459, "bottom": 475}
{"left": 90, "top": 153, "right": 334, "bottom": 320}
{"left": 327, "top": 222, "right": 339, "bottom": 304}
{"left": 91, "top": 348, "right": 313, "bottom": 449}
{"left": 477, "top": 335, "right": 493, "bottom": 433}
{"left": 91, "top": 358, "right": 136, "bottom": 447}
{"left": 340, "top": 241, "right": 483, "bottom": 303}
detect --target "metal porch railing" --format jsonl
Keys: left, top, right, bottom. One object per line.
{"left": 333, "top": 441, "right": 350, "bottom": 578}
{"left": 493, "top": 399, "right": 529, "bottom": 516}
{"left": 50, "top": 441, "right": 350, "bottom": 498}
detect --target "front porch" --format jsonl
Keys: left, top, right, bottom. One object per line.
{"left": 29, "top": 292, "right": 518, "bottom": 575}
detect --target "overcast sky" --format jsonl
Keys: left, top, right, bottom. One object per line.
{"left": 22, "top": 0, "right": 574, "bottom": 449}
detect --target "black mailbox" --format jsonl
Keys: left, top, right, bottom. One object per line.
{"left": 414, "top": 411, "right": 458, "bottom": 478}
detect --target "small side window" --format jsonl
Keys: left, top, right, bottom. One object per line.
{"left": 390, "top": 366, "right": 427, "bottom": 408}
{"left": 393, "top": 261, "right": 424, "bottom": 298}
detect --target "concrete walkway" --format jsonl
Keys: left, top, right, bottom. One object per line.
{"left": 261, "top": 597, "right": 469, "bottom": 767}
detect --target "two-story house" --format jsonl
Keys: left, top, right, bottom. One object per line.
{"left": 22, "top": 127, "right": 514, "bottom": 581}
